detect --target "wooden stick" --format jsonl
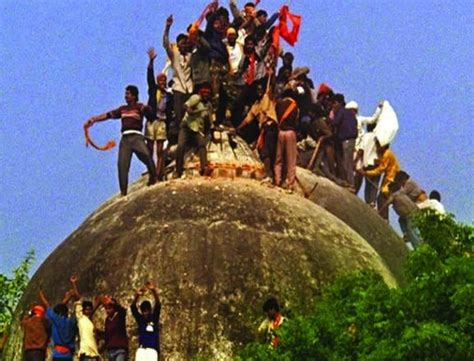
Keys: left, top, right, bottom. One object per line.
{"left": 306, "top": 138, "right": 323, "bottom": 171}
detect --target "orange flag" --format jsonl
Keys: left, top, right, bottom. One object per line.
{"left": 84, "top": 124, "right": 116, "bottom": 151}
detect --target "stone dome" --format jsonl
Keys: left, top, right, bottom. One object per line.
{"left": 4, "top": 178, "right": 398, "bottom": 360}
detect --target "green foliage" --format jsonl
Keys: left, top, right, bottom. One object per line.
{"left": 0, "top": 250, "right": 35, "bottom": 334}
{"left": 237, "top": 212, "right": 474, "bottom": 360}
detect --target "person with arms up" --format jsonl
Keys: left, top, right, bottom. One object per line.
{"left": 69, "top": 275, "right": 101, "bottom": 361}
{"left": 162, "top": 15, "right": 193, "bottom": 137}
{"left": 146, "top": 47, "right": 173, "bottom": 180}
{"left": 131, "top": 281, "right": 162, "bottom": 361}
{"left": 38, "top": 285, "right": 77, "bottom": 361}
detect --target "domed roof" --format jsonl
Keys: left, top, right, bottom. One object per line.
{"left": 4, "top": 178, "right": 397, "bottom": 360}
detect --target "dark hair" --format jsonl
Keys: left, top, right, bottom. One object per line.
{"left": 244, "top": 2, "right": 255, "bottom": 7}
{"left": 263, "top": 297, "right": 280, "bottom": 312}
{"left": 256, "top": 9, "right": 268, "bottom": 18}
{"left": 82, "top": 301, "right": 93, "bottom": 310}
{"left": 126, "top": 85, "right": 139, "bottom": 101}
{"left": 53, "top": 303, "right": 69, "bottom": 317}
{"left": 244, "top": 35, "right": 256, "bottom": 45}
{"left": 429, "top": 190, "right": 441, "bottom": 202}
{"left": 216, "top": 6, "right": 229, "bottom": 20}
{"left": 388, "top": 181, "right": 401, "bottom": 193}
{"left": 333, "top": 93, "right": 345, "bottom": 104}
{"left": 176, "top": 33, "right": 188, "bottom": 43}
{"left": 140, "top": 300, "right": 152, "bottom": 312}
{"left": 284, "top": 52, "right": 294, "bottom": 61}
{"left": 394, "top": 170, "right": 410, "bottom": 184}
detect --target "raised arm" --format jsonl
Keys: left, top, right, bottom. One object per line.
{"left": 229, "top": 0, "right": 243, "bottom": 25}
{"left": 38, "top": 286, "right": 50, "bottom": 308}
{"left": 130, "top": 287, "right": 145, "bottom": 321}
{"left": 69, "top": 275, "right": 80, "bottom": 299}
{"left": 61, "top": 288, "right": 77, "bottom": 305}
{"left": 147, "top": 47, "right": 157, "bottom": 91}
{"left": 163, "top": 15, "right": 174, "bottom": 60}
{"left": 145, "top": 281, "right": 161, "bottom": 306}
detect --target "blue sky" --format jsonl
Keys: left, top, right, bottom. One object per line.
{"left": 1, "top": 0, "right": 473, "bottom": 274}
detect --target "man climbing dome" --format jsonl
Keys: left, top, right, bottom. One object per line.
{"left": 358, "top": 142, "right": 401, "bottom": 220}
{"left": 84, "top": 85, "right": 158, "bottom": 197}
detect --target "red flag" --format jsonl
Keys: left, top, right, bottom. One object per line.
{"left": 279, "top": 5, "right": 301, "bottom": 46}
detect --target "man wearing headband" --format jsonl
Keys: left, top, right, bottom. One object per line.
{"left": 21, "top": 304, "right": 51, "bottom": 361}
{"left": 175, "top": 83, "right": 213, "bottom": 178}
{"left": 146, "top": 47, "right": 173, "bottom": 181}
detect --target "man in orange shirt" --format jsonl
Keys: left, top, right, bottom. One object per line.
{"left": 359, "top": 142, "right": 400, "bottom": 220}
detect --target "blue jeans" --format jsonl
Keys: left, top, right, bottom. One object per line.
{"left": 107, "top": 349, "right": 127, "bottom": 361}
{"left": 399, "top": 215, "right": 422, "bottom": 248}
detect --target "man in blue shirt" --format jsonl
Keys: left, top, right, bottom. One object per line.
{"left": 39, "top": 287, "right": 77, "bottom": 361}
{"left": 131, "top": 281, "right": 161, "bottom": 361}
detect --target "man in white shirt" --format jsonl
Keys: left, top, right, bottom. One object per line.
{"left": 70, "top": 276, "right": 100, "bottom": 361}
{"left": 418, "top": 190, "right": 446, "bottom": 214}
{"left": 163, "top": 15, "right": 193, "bottom": 135}
{"left": 347, "top": 101, "right": 381, "bottom": 207}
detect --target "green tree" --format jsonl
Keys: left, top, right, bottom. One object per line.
{"left": 0, "top": 250, "right": 35, "bottom": 335}
{"left": 237, "top": 211, "right": 474, "bottom": 360}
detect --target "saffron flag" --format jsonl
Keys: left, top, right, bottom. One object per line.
{"left": 84, "top": 124, "right": 116, "bottom": 151}
{"left": 278, "top": 5, "right": 301, "bottom": 46}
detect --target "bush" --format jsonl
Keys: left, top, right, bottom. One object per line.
{"left": 0, "top": 250, "right": 35, "bottom": 335}
{"left": 238, "top": 212, "right": 473, "bottom": 360}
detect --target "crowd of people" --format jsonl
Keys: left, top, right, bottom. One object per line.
{"left": 84, "top": 3, "right": 446, "bottom": 248}
{"left": 18, "top": 3, "right": 452, "bottom": 360}
{"left": 22, "top": 276, "right": 161, "bottom": 361}
{"left": 21, "top": 276, "right": 283, "bottom": 360}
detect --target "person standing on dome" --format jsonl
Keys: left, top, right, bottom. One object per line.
{"left": 84, "top": 85, "right": 158, "bottom": 197}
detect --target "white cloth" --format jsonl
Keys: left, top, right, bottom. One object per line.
{"left": 135, "top": 347, "right": 158, "bottom": 361}
{"left": 374, "top": 100, "right": 399, "bottom": 146}
{"left": 355, "top": 107, "right": 381, "bottom": 150}
{"left": 226, "top": 31, "right": 245, "bottom": 74}
{"left": 74, "top": 301, "right": 100, "bottom": 357}
{"left": 418, "top": 199, "right": 446, "bottom": 214}
{"left": 356, "top": 132, "right": 378, "bottom": 169}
